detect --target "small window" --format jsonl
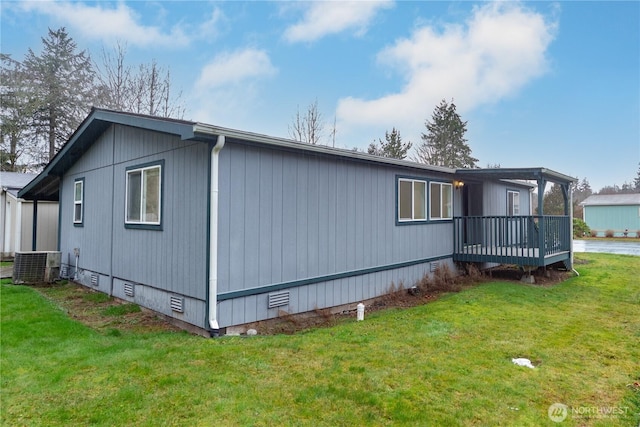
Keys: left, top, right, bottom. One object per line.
{"left": 125, "top": 162, "right": 162, "bottom": 228}
{"left": 73, "top": 179, "right": 84, "bottom": 225}
{"left": 398, "top": 178, "right": 427, "bottom": 222}
{"left": 508, "top": 191, "right": 520, "bottom": 216}
{"left": 430, "top": 182, "right": 452, "bottom": 220}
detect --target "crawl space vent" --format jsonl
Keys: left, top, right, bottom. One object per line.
{"left": 170, "top": 296, "right": 184, "bottom": 313}
{"left": 60, "top": 264, "right": 69, "bottom": 279}
{"left": 268, "top": 291, "right": 290, "bottom": 309}
{"left": 430, "top": 261, "right": 440, "bottom": 273}
{"left": 123, "top": 283, "right": 135, "bottom": 297}
{"left": 90, "top": 273, "right": 99, "bottom": 287}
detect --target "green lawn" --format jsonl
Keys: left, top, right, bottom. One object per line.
{"left": 1, "top": 253, "right": 639, "bottom": 426}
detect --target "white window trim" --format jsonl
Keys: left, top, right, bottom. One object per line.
{"left": 508, "top": 190, "right": 520, "bottom": 216}
{"left": 125, "top": 164, "right": 162, "bottom": 226}
{"left": 73, "top": 179, "right": 83, "bottom": 224}
{"left": 398, "top": 178, "right": 427, "bottom": 222}
{"left": 429, "top": 182, "right": 453, "bottom": 220}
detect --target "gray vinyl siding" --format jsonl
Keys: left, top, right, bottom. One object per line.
{"left": 61, "top": 129, "right": 115, "bottom": 276}
{"left": 482, "top": 181, "right": 532, "bottom": 216}
{"left": 217, "top": 142, "right": 454, "bottom": 327}
{"left": 59, "top": 125, "right": 210, "bottom": 320}
{"left": 217, "top": 258, "right": 456, "bottom": 329}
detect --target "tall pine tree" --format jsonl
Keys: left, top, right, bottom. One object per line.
{"left": 22, "top": 27, "right": 97, "bottom": 163}
{"left": 414, "top": 99, "right": 477, "bottom": 168}
{"left": 367, "top": 127, "right": 412, "bottom": 159}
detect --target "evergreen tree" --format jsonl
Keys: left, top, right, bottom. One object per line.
{"left": 367, "top": 127, "right": 412, "bottom": 159}
{"left": 22, "top": 27, "right": 98, "bottom": 162}
{"left": 542, "top": 183, "right": 567, "bottom": 215}
{"left": 572, "top": 177, "right": 592, "bottom": 218}
{"left": 414, "top": 99, "right": 477, "bottom": 168}
{"left": 634, "top": 163, "right": 640, "bottom": 191}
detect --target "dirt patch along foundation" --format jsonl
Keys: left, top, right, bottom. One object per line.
{"left": 20, "top": 263, "right": 571, "bottom": 337}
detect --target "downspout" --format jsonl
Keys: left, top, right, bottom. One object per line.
{"left": 208, "top": 134, "right": 225, "bottom": 336}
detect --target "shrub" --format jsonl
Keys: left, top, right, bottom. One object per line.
{"left": 636, "top": 230, "right": 640, "bottom": 239}
{"left": 605, "top": 229, "right": 615, "bottom": 238}
{"left": 590, "top": 229, "right": 598, "bottom": 237}
{"left": 573, "top": 218, "right": 590, "bottom": 238}
{"left": 417, "top": 264, "right": 462, "bottom": 293}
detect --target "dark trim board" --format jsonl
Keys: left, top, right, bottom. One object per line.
{"left": 453, "top": 251, "right": 571, "bottom": 267}
{"left": 217, "top": 254, "right": 452, "bottom": 301}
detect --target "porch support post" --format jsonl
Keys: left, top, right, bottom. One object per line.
{"left": 31, "top": 199, "right": 38, "bottom": 251}
{"left": 562, "top": 183, "right": 574, "bottom": 270}
{"left": 537, "top": 178, "right": 546, "bottom": 265}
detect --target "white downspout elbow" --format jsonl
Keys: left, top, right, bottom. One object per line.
{"left": 209, "top": 135, "right": 225, "bottom": 335}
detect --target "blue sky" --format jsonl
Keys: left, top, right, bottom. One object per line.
{"left": 2, "top": 1, "right": 638, "bottom": 192}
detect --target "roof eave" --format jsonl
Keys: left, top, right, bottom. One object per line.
{"left": 19, "top": 108, "right": 203, "bottom": 201}
{"left": 193, "top": 123, "right": 457, "bottom": 174}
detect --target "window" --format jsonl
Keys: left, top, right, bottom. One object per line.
{"left": 398, "top": 178, "right": 427, "bottom": 221}
{"left": 508, "top": 191, "right": 520, "bottom": 216}
{"left": 430, "top": 182, "right": 452, "bottom": 220}
{"left": 125, "top": 162, "right": 162, "bottom": 227}
{"left": 73, "top": 179, "right": 84, "bottom": 225}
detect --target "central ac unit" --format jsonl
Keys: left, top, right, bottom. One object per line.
{"left": 12, "top": 251, "right": 61, "bottom": 284}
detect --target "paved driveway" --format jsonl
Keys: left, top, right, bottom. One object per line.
{"left": 574, "top": 240, "right": 640, "bottom": 256}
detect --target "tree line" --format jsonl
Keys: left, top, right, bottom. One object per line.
{"left": 289, "top": 98, "right": 478, "bottom": 168}
{"left": 3, "top": 27, "right": 475, "bottom": 173}
{"left": 1, "top": 27, "right": 184, "bottom": 172}
{"left": 3, "top": 27, "right": 637, "bottom": 195}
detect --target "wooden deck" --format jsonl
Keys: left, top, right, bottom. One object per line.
{"left": 453, "top": 216, "right": 572, "bottom": 268}
{"left": 454, "top": 244, "right": 570, "bottom": 267}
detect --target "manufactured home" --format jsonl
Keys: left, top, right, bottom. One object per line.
{"left": 20, "top": 109, "right": 576, "bottom": 335}
{"left": 581, "top": 193, "right": 640, "bottom": 237}
{"left": 1, "top": 172, "right": 58, "bottom": 258}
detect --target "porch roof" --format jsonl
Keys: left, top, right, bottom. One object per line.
{"left": 454, "top": 167, "right": 577, "bottom": 185}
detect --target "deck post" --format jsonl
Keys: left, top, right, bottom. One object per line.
{"left": 563, "top": 183, "right": 574, "bottom": 270}
{"left": 537, "top": 177, "right": 546, "bottom": 265}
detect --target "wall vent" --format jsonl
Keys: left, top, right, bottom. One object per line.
{"left": 170, "top": 296, "right": 184, "bottom": 313}
{"left": 12, "top": 251, "right": 61, "bottom": 283}
{"left": 123, "top": 283, "right": 135, "bottom": 297}
{"left": 90, "top": 273, "right": 99, "bottom": 287}
{"left": 268, "top": 291, "right": 290, "bottom": 309}
{"left": 60, "top": 264, "right": 69, "bottom": 279}
{"left": 430, "top": 261, "right": 440, "bottom": 273}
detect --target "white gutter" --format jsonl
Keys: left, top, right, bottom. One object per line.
{"left": 208, "top": 134, "right": 225, "bottom": 335}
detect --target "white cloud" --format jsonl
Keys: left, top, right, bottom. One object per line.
{"left": 190, "top": 48, "right": 278, "bottom": 128}
{"left": 283, "top": 1, "right": 394, "bottom": 43}
{"left": 336, "top": 2, "right": 557, "bottom": 135}
{"left": 197, "top": 7, "right": 227, "bottom": 40}
{"left": 17, "top": 1, "right": 191, "bottom": 47}
{"left": 195, "top": 48, "right": 277, "bottom": 89}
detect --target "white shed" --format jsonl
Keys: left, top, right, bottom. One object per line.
{"left": 1, "top": 172, "right": 59, "bottom": 258}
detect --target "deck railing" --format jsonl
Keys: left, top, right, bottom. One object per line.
{"left": 453, "top": 216, "right": 571, "bottom": 265}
